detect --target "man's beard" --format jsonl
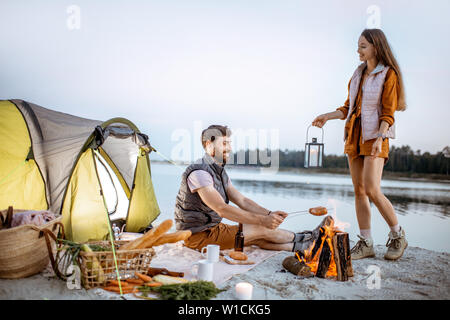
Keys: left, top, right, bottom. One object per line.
{"left": 212, "top": 151, "right": 228, "bottom": 165}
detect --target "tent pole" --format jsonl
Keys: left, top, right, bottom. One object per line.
{"left": 92, "top": 149, "right": 126, "bottom": 299}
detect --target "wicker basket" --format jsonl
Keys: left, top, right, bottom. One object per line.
{"left": 79, "top": 241, "right": 155, "bottom": 289}
{"left": 0, "top": 209, "right": 62, "bottom": 279}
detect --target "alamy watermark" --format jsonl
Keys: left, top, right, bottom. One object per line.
{"left": 66, "top": 264, "right": 81, "bottom": 290}
{"left": 170, "top": 121, "right": 280, "bottom": 173}
{"left": 66, "top": 5, "right": 81, "bottom": 30}
{"left": 366, "top": 4, "right": 381, "bottom": 28}
{"left": 366, "top": 265, "right": 381, "bottom": 289}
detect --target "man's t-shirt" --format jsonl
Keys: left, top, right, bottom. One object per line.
{"left": 187, "top": 170, "right": 232, "bottom": 193}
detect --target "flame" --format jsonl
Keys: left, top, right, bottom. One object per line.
{"left": 295, "top": 251, "right": 306, "bottom": 264}
{"left": 302, "top": 224, "right": 339, "bottom": 277}
{"left": 294, "top": 203, "right": 351, "bottom": 279}
{"left": 328, "top": 199, "right": 350, "bottom": 231}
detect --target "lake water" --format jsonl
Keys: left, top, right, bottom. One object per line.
{"left": 150, "top": 162, "right": 450, "bottom": 253}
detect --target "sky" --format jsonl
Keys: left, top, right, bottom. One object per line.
{"left": 1, "top": 0, "right": 449, "bottom": 162}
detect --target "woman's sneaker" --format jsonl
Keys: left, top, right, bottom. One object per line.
{"left": 384, "top": 227, "right": 408, "bottom": 260}
{"left": 351, "top": 235, "right": 375, "bottom": 260}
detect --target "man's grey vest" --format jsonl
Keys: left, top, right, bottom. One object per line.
{"left": 174, "top": 154, "right": 230, "bottom": 234}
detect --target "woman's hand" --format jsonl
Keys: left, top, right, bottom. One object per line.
{"left": 312, "top": 114, "right": 329, "bottom": 128}
{"left": 371, "top": 137, "right": 383, "bottom": 157}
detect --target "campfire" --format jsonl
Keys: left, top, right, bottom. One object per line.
{"left": 283, "top": 216, "right": 353, "bottom": 281}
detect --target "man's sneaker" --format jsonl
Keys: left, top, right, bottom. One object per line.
{"left": 351, "top": 235, "right": 375, "bottom": 260}
{"left": 384, "top": 227, "right": 408, "bottom": 261}
{"left": 293, "top": 231, "right": 313, "bottom": 243}
{"left": 292, "top": 238, "right": 315, "bottom": 252}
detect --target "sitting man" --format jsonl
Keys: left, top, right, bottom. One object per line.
{"left": 174, "top": 125, "right": 322, "bottom": 253}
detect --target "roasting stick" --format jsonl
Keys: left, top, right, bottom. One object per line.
{"left": 286, "top": 209, "right": 310, "bottom": 216}
{"left": 285, "top": 207, "right": 332, "bottom": 219}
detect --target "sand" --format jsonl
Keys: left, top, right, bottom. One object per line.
{"left": 215, "top": 245, "right": 450, "bottom": 300}
{"left": 0, "top": 243, "right": 449, "bottom": 300}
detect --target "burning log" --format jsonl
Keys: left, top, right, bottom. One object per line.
{"left": 282, "top": 256, "right": 313, "bottom": 277}
{"left": 315, "top": 238, "right": 332, "bottom": 278}
{"left": 309, "top": 227, "right": 325, "bottom": 259}
{"left": 308, "top": 215, "right": 334, "bottom": 260}
{"left": 332, "top": 232, "right": 354, "bottom": 281}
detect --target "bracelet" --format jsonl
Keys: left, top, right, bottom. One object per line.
{"left": 376, "top": 133, "right": 387, "bottom": 141}
{"left": 377, "top": 133, "right": 387, "bottom": 141}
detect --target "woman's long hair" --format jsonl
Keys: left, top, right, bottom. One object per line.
{"left": 361, "top": 29, "right": 407, "bottom": 111}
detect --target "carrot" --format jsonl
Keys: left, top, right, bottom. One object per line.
{"left": 102, "top": 286, "right": 137, "bottom": 294}
{"left": 108, "top": 280, "right": 132, "bottom": 287}
{"left": 126, "top": 278, "right": 145, "bottom": 285}
{"left": 145, "top": 282, "right": 163, "bottom": 287}
{"left": 135, "top": 272, "right": 152, "bottom": 282}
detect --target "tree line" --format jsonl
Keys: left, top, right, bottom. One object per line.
{"left": 230, "top": 145, "right": 450, "bottom": 175}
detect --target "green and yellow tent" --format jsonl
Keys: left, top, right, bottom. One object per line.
{"left": 0, "top": 99, "right": 160, "bottom": 242}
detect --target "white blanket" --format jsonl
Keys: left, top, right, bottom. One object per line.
{"left": 150, "top": 242, "right": 280, "bottom": 285}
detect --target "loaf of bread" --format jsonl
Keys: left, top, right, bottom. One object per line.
{"left": 229, "top": 251, "right": 248, "bottom": 261}
{"left": 119, "top": 219, "right": 173, "bottom": 250}
{"left": 151, "top": 230, "right": 192, "bottom": 247}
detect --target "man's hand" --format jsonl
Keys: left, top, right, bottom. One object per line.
{"left": 197, "top": 185, "right": 282, "bottom": 226}
{"left": 264, "top": 211, "right": 287, "bottom": 229}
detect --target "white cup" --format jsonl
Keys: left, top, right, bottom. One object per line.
{"left": 235, "top": 282, "right": 253, "bottom": 300}
{"left": 201, "top": 244, "right": 220, "bottom": 263}
{"left": 191, "top": 259, "right": 214, "bottom": 281}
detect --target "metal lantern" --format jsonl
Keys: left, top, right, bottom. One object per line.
{"left": 304, "top": 125, "right": 324, "bottom": 168}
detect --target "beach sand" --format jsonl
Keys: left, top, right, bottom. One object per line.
{"left": 0, "top": 243, "right": 448, "bottom": 300}
{"left": 215, "top": 244, "right": 450, "bottom": 300}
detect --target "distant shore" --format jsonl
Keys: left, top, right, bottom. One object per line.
{"left": 151, "top": 160, "right": 450, "bottom": 184}
{"left": 271, "top": 166, "right": 450, "bottom": 184}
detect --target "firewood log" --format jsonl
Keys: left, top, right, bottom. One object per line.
{"left": 315, "top": 239, "right": 332, "bottom": 278}
{"left": 332, "top": 232, "right": 353, "bottom": 281}
{"left": 308, "top": 215, "right": 334, "bottom": 261}
{"left": 282, "top": 256, "right": 313, "bottom": 277}
{"left": 309, "top": 227, "right": 325, "bottom": 260}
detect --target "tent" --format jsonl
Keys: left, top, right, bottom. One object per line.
{"left": 0, "top": 99, "right": 160, "bottom": 242}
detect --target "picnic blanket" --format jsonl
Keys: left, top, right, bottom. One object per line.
{"left": 150, "top": 242, "right": 280, "bottom": 285}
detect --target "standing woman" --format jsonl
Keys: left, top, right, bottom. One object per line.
{"left": 312, "top": 29, "right": 407, "bottom": 260}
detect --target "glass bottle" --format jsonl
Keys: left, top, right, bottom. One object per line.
{"left": 234, "top": 223, "right": 244, "bottom": 252}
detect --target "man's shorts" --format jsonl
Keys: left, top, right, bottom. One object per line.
{"left": 183, "top": 223, "right": 239, "bottom": 251}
